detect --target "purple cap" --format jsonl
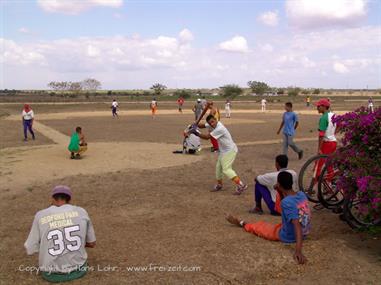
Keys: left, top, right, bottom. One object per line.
{"left": 52, "top": 185, "right": 72, "bottom": 198}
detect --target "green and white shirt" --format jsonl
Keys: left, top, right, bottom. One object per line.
{"left": 318, "top": 111, "right": 336, "bottom": 142}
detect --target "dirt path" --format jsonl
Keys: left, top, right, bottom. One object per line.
{"left": 0, "top": 120, "right": 205, "bottom": 194}
{"left": 31, "top": 121, "right": 70, "bottom": 144}
{"left": 5, "top": 109, "right": 350, "bottom": 121}
{"left": 237, "top": 137, "right": 316, "bottom": 146}
{"left": 0, "top": 118, "right": 318, "bottom": 194}
{"left": 0, "top": 142, "right": 204, "bottom": 194}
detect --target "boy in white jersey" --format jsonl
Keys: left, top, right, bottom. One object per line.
{"left": 24, "top": 185, "right": 96, "bottom": 282}
{"left": 225, "top": 99, "right": 232, "bottom": 118}
{"left": 187, "top": 112, "right": 248, "bottom": 195}
{"left": 111, "top": 99, "right": 119, "bottom": 118}
{"left": 261, "top": 98, "right": 267, "bottom": 112}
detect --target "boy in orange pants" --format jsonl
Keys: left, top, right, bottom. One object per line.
{"left": 150, "top": 98, "right": 158, "bottom": 118}
{"left": 226, "top": 171, "right": 310, "bottom": 264}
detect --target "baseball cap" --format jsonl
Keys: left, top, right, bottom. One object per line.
{"left": 52, "top": 185, "right": 72, "bottom": 198}
{"left": 314, "top": 98, "right": 330, "bottom": 107}
{"left": 197, "top": 98, "right": 201, "bottom": 102}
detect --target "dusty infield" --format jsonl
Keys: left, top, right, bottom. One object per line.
{"left": 0, "top": 103, "right": 380, "bottom": 285}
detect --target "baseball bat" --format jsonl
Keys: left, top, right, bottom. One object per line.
{"left": 194, "top": 102, "right": 210, "bottom": 125}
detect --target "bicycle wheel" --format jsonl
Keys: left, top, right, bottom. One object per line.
{"left": 317, "top": 162, "right": 344, "bottom": 209}
{"left": 343, "top": 195, "right": 381, "bottom": 229}
{"left": 298, "top": 154, "right": 328, "bottom": 203}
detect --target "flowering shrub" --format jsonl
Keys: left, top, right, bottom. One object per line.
{"left": 331, "top": 107, "right": 381, "bottom": 222}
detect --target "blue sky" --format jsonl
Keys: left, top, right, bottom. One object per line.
{"left": 1, "top": 0, "right": 381, "bottom": 89}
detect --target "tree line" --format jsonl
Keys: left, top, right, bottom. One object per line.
{"left": 47, "top": 78, "right": 101, "bottom": 92}
{"left": 44, "top": 78, "right": 323, "bottom": 99}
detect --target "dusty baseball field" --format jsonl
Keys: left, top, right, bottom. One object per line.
{"left": 0, "top": 101, "right": 380, "bottom": 285}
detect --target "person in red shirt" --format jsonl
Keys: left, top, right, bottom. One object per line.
{"left": 177, "top": 97, "right": 185, "bottom": 113}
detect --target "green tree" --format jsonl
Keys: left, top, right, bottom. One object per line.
{"left": 150, "top": 83, "right": 167, "bottom": 95}
{"left": 81, "top": 78, "right": 101, "bottom": 91}
{"left": 277, "top": 88, "right": 285, "bottom": 95}
{"left": 287, "top": 87, "right": 301, "bottom": 97}
{"left": 220, "top": 84, "right": 243, "bottom": 98}
{"left": 247, "top": 81, "right": 270, "bottom": 95}
{"left": 173, "top": 89, "right": 192, "bottom": 99}
{"left": 312, "top": 88, "right": 320, "bottom": 95}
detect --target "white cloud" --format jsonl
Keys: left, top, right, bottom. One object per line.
{"left": 1, "top": 33, "right": 191, "bottom": 73}
{"left": 0, "top": 39, "right": 47, "bottom": 65}
{"left": 37, "top": 0, "right": 123, "bottom": 15}
{"left": 216, "top": 64, "right": 229, "bottom": 71}
{"left": 178, "top": 29, "right": 194, "bottom": 43}
{"left": 289, "top": 26, "right": 381, "bottom": 53}
{"left": 1, "top": 26, "right": 380, "bottom": 89}
{"left": 286, "top": 0, "right": 368, "bottom": 29}
{"left": 87, "top": 45, "right": 100, "bottom": 57}
{"left": 277, "top": 54, "right": 316, "bottom": 68}
{"left": 333, "top": 62, "right": 349, "bottom": 73}
{"left": 18, "top": 27, "right": 30, "bottom": 34}
{"left": 258, "top": 11, "right": 279, "bottom": 27}
{"left": 260, "top": 43, "right": 274, "bottom": 52}
{"left": 113, "top": 13, "right": 123, "bottom": 19}
{"left": 218, "top": 36, "right": 249, "bottom": 53}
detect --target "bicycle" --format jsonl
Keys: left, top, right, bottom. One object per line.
{"left": 343, "top": 192, "right": 381, "bottom": 229}
{"left": 299, "top": 154, "right": 380, "bottom": 229}
{"left": 298, "top": 154, "right": 328, "bottom": 203}
{"left": 317, "top": 160, "right": 344, "bottom": 209}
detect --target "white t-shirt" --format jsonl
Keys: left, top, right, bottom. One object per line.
{"left": 24, "top": 204, "right": 96, "bottom": 273}
{"left": 225, "top": 103, "right": 231, "bottom": 110}
{"left": 112, "top": 101, "right": 118, "bottom": 108}
{"left": 256, "top": 168, "right": 298, "bottom": 202}
{"left": 185, "top": 134, "right": 201, "bottom": 151}
{"left": 325, "top": 112, "right": 337, "bottom": 142}
{"left": 151, "top": 100, "right": 157, "bottom": 108}
{"left": 22, "top": 110, "right": 34, "bottom": 120}
{"left": 261, "top": 99, "right": 267, "bottom": 106}
{"left": 205, "top": 121, "right": 238, "bottom": 154}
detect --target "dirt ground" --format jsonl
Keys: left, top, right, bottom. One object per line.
{"left": 0, "top": 101, "right": 380, "bottom": 285}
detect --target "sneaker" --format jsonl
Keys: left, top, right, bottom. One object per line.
{"left": 23, "top": 138, "right": 28, "bottom": 142}
{"left": 211, "top": 184, "right": 223, "bottom": 192}
{"left": 75, "top": 154, "right": 81, "bottom": 159}
{"left": 298, "top": 150, "right": 304, "bottom": 160}
{"left": 70, "top": 153, "right": 75, "bottom": 159}
{"left": 249, "top": 207, "right": 264, "bottom": 215}
{"left": 233, "top": 184, "right": 248, "bottom": 195}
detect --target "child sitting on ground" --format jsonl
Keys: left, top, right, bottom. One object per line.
{"left": 249, "top": 155, "right": 298, "bottom": 216}
{"left": 226, "top": 171, "right": 310, "bottom": 264}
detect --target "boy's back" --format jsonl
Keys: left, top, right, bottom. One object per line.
{"left": 25, "top": 204, "right": 96, "bottom": 273}
{"left": 68, "top": 132, "right": 80, "bottom": 152}
{"left": 279, "top": 191, "right": 311, "bottom": 243}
